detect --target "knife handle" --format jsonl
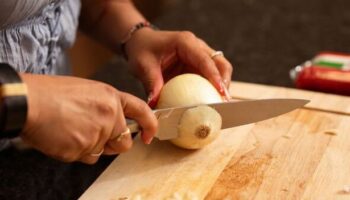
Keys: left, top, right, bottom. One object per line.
{"left": 126, "top": 119, "right": 140, "bottom": 134}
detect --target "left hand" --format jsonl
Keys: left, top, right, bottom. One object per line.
{"left": 124, "top": 28, "right": 233, "bottom": 107}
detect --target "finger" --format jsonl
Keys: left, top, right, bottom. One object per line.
{"left": 78, "top": 152, "right": 101, "bottom": 164}
{"left": 134, "top": 54, "right": 164, "bottom": 108}
{"left": 213, "top": 57, "right": 233, "bottom": 88}
{"left": 79, "top": 156, "right": 99, "bottom": 165}
{"left": 78, "top": 99, "right": 120, "bottom": 161}
{"left": 103, "top": 101, "right": 133, "bottom": 155}
{"left": 214, "top": 58, "right": 233, "bottom": 101}
{"left": 198, "top": 39, "right": 233, "bottom": 88}
{"left": 76, "top": 133, "right": 111, "bottom": 163}
{"left": 197, "top": 40, "right": 232, "bottom": 100}
{"left": 104, "top": 130, "right": 133, "bottom": 155}
{"left": 176, "top": 32, "right": 225, "bottom": 96}
{"left": 78, "top": 143, "right": 106, "bottom": 164}
{"left": 119, "top": 91, "right": 158, "bottom": 144}
{"left": 73, "top": 130, "right": 103, "bottom": 164}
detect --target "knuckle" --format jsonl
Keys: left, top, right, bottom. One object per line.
{"left": 226, "top": 63, "right": 233, "bottom": 74}
{"left": 73, "top": 131, "right": 96, "bottom": 151}
{"left": 47, "top": 147, "right": 76, "bottom": 162}
{"left": 76, "top": 136, "right": 90, "bottom": 150}
{"left": 118, "top": 140, "right": 133, "bottom": 153}
{"left": 153, "top": 122, "right": 159, "bottom": 134}
{"left": 135, "top": 57, "right": 146, "bottom": 69}
{"left": 198, "top": 39, "right": 208, "bottom": 47}
{"left": 93, "top": 127, "right": 103, "bottom": 142}
{"left": 148, "top": 119, "right": 158, "bottom": 134}
{"left": 100, "top": 127, "right": 111, "bottom": 141}
{"left": 82, "top": 157, "right": 98, "bottom": 165}
{"left": 179, "top": 31, "right": 196, "bottom": 41}
{"left": 58, "top": 152, "right": 79, "bottom": 163}
{"left": 85, "top": 160, "right": 98, "bottom": 165}
{"left": 96, "top": 102, "right": 117, "bottom": 117}
{"left": 145, "top": 114, "right": 158, "bottom": 135}
{"left": 100, "top": 83, "right": 117, "bottom": 94}
{"left": 96, "top": 85, "right": 119, "bottom": 116}
{"left": 137, "top": 101, "right": 150, "bottom": 114}
{"left": 199, "top": 56, "right": 214, "bottom": 69}
{"left": 129, "top": 54, "right": 148, "bottom": 72}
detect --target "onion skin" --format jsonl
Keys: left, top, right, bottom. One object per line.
{"left": 173, "top": 105, "right": 222, "bottom": 149}
{"left": 156, "top": 74, "right": 223, "bottom": 108}
{"left": 156, "top": 73, "right": 223, "bottom": 149}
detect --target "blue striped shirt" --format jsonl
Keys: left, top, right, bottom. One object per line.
{"left": 0, "top": 0, "right": 81, "bottom": 75}
{"left": 0, "top": 0, "right": 81, "bottom": 150}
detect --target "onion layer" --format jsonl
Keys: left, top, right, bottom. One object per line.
{"left": 156, "top": 74, "right": 223, "bottom": 149}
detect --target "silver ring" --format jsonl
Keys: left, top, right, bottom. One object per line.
{"left": 90, "top": 148, "right": 104, "bottom": 157}
{"left": 116, "top": 128, "right": 131, "bottom": 142}
{"left": 210, "top": 51, "right": 224, "bottom": 59}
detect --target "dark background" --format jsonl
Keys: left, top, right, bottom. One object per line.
{"left": 155, "top": 0, "right": 350, "bottom": 87}
{"left": 1, "top": 0, "right": 350, "bottom": 199}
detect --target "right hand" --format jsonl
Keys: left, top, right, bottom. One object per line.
{"left": 19, "top": 74, "right": 157, "bottom": 164}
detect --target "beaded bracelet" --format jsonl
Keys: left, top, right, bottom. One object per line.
{"left": 118, "top": 21, "right": 158, "bottom": 60}
{"left": 0, "top": 63, "right": 28, "bottom": 138}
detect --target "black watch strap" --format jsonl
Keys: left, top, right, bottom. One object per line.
{"left": 0, "top": 63, "right": 28, "bottom": 138}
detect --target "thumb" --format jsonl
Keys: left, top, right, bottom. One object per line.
{"left": 137, "top": 55, "right": 164, "bottom": 108}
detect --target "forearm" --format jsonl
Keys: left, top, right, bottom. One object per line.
{"left": 80, "top": 0, "right": 146, "bottom": 51}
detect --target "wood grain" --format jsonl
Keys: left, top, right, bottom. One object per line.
{"left": 206, "top": 109, "right": 350, "bottom": 199}
{"left": 80, "top": 125, "right": 254, "bottom": 200}
{"left": 80, "top": 82, "right": 350, "bottom": 200}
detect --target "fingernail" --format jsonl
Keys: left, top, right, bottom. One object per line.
{"left": 220, "top": 80, "right": 231, "bottom": 101}
{"left": 147, "top": 93, "right": 156, "bottom": 108}
{"left": 147, "top": 92, "right": 153, "bottom": 104}
{"left": 216, "top": 79, "right": 224, "bottom": 93}
{"left": 146, "top": 137, "right": 153, "bottom": 145}
{"left": 222, "top": 79, "right": 229, "bottom": 86}
{"left": 148, "top": 99, "right": 157, "bottom": 108}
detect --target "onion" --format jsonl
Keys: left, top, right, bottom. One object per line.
{"left": 156, "top": 74, "right": 223, "bottom": 149}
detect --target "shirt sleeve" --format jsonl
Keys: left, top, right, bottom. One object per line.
{"left": 0, "top": 0, "right": 50, "bottom": 29}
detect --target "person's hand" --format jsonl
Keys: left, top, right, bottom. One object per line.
{"left": 19, "top": 74, "right": 157, "bottom": 164}
{"left": 125, "top": 29, "right": 233, "bottom": 107}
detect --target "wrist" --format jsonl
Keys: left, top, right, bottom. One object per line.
{"left": 82, "top": 0, "right": 147, "bottom": 51}
{"left": 117, "top": 22, "right": 158, "bottom": 60}
{"left": 19, "top": 73, "right": 40, "bottom": 136}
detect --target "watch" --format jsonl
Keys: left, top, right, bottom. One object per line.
{"left": 0, "top": 63, "right": 28, "bottom": 138}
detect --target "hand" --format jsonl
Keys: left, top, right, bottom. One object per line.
{"left": 20, "top": 74, "right": 157, "bottom": 164}
{"left": 125, "top": 29, "right": 233, "bottom": 107}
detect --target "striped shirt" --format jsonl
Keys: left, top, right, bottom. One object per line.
{"left": 0, "top": 0, "right": 81, "bottom": 75}
{"left": 0, "top": 0, "right": 81, "bottom": 150}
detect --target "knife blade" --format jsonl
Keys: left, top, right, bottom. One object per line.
{"left": 127, "top": 98, "right": 309, "bottom": 140}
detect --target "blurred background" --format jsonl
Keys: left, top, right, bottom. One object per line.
{"left": 70, "top": 0, "right": 350, "bottom": 98}
{"left": 1, "top": 0, "right": 350, "bottom": 199}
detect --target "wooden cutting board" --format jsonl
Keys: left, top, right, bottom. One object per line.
{"left": 79, "top": 81, "right": 350, "bottom": 200}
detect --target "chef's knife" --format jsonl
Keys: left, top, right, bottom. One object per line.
{"left": 127, "top": 99, "right": 309, "bottom": 140}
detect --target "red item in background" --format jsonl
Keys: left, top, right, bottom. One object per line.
{"left": 296, "top": 66, "right": 350, "bottom": 96}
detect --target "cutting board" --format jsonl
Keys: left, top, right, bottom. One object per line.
{"left": 79, "top": 81, "right": 350, "bottom": 200}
